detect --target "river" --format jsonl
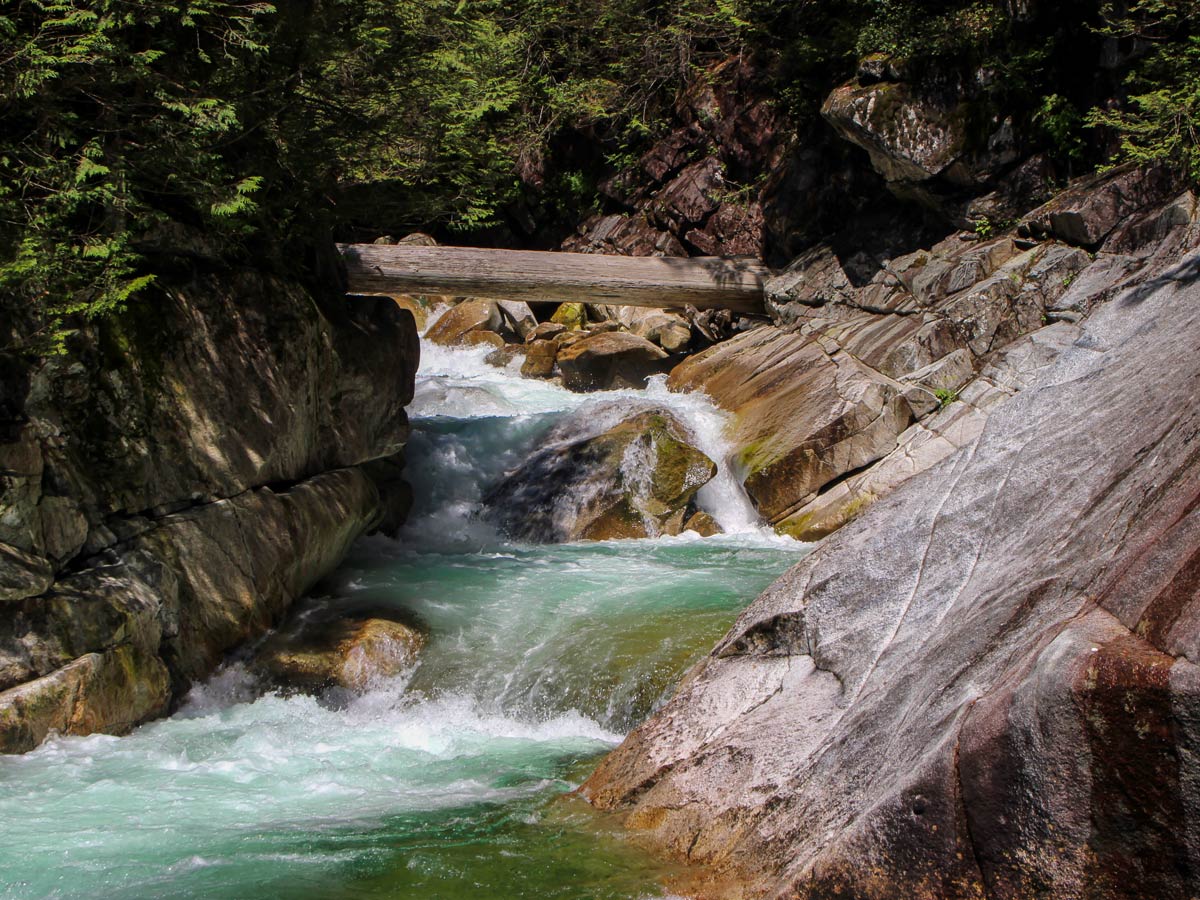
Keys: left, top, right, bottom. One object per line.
{"left": 0, "top": 325, "right": 806, "bottom": 899}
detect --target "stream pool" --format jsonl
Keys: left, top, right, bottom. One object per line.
{"left": 0, "top": 329, "right": 805, "bottom": 899}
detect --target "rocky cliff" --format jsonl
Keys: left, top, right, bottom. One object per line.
{"left": 580, "top": 52, "right": 1200, "bottom": 900}
{"left": 585, "top": 183, "right": 1200, "bottom": 899}
{"left": 0, "top": 271, "right": 418, "bottom": 752}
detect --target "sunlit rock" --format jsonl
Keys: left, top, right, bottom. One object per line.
{"left": 484, "top": 404, "right": 716, "bottom": 542}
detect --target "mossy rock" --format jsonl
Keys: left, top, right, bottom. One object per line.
{"left": 483, "top": 405, "right": 716, "bottom": 542}
{"left": 550, "top": 302, "right": 587, "bottom": 330}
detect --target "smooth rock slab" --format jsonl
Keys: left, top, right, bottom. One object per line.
{"left": 668, "top": 327, "right": 917, "bottom": 525}
{"left": 583, "top": 250, "right": 1200, "bottom": 898}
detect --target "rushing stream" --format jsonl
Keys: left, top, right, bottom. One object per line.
{"left": 0, "top": 326, "right": 806, "bottom": 900}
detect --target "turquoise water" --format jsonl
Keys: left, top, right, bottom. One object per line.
{"left": 0, "top": 333, "right": 805, "bottom": 899}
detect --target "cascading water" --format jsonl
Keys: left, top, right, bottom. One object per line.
{"left": 0, "top": 324, "right": 807, "bottom": 900}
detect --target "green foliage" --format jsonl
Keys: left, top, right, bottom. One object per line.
{"left": 855, "top": 0, "right": 1005, "bottom": 63}
{"left": 934, "top": 387, "right": 959, "bottom": 408}
{"left": 1035, "top": 94, "right": 1086, "bottom": 162}
{"left": 4, "top": 0, "right": 1197, "bottom": 358}
{"left": 1, "top": 0, "right": 753, "bottom": 353}
{"left": 1086, "top": 2, "right": 1200, "bottom": 180}
{"left": 0, "top": 0, "right": 277, "bottom": 353}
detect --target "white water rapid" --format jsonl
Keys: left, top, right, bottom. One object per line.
{"left": 0, "top": 322, "right": 806, "bottom": 900}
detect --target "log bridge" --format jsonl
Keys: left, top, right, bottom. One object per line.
{"left": 339, "top": 243, "right": 768, "bottom": 314}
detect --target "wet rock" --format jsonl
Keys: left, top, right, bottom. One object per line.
{"left": 683, "top": 510, "right": 722, "bottom": 537}
{"left": 558, "top": 332, "right": 673, "bottom": 392}
{"left": 254, "top": 612, "right": 424, "bottom": 694}
{"left": 425, "top": 299, "right": 501, "bottom": 346}
{"left": 461, "top": 330, "right": 506, "bottom": 351}
{"left": 484, "top": 406, "right": 716, "bottom": 542}
{"left": 0, "top": 647, "right": 170, "bottom": 754}
{"left": 485, "top": 344, "right": 526, "bottom": 369}
{"left": 520, "top": 340, "right": 558, "bottom": 378}
{"left": 584, "top": 250, "right": 1200, "bottom": 900}
{"left": 668, "top": 327, "right": 917, "bottom": 526}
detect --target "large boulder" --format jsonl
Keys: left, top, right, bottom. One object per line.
{"left": 484, "top": 405, "right": 716, "bottom": 542}
{"left": 558, "top": 332, "right": 673, "bottom": 392}
{"left": 820, "top": 74, "right": 1020, "bottom": 215}
{"left": 424, "top": 299, "right": 501, "bottom": 346}
{"left": 583, "top": 247, "right": 1200, "bottom": 898}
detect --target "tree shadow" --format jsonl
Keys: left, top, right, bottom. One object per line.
{"left": 1120, "top": 253, "right": 1200, "bottom": 307}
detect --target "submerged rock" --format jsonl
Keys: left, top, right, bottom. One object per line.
{"left": 484, "top": 405, "right": 716, "bottom": 542}
{"left": 254, "top": 611, "right": 424, "bottom": 694}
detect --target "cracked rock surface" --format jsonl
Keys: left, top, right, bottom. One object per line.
{"left": 0, "top": 273, "right": 418, "bottom": 751}
{"left": 584, "top": 228, "right": 1200, "bottom": 896}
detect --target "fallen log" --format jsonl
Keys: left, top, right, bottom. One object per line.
{"left": 339, "top": 243, "right": 768, "bottom": 314}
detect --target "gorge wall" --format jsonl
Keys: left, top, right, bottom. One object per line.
{"left": 578, "top": 43, "right": 1200, "bottom": 900}
{"left": 0, "top": 272, "right": 418, "bottom": 752}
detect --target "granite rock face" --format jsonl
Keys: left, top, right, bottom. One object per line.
{"left": 584, "top": 236, "right": 1200, "bottom": 897}
{"left": 0, "top": 271, "right": 418, "bottom": 751}
{"left": 679, "top": 170, "right": 1195, "bottom": 541}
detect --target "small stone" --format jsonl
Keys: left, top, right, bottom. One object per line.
{"left": 528, "top": 322, "right": 567, "bottom": 343}
{"left": 521, "top": 340, "right": 558, "bottom": 378}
